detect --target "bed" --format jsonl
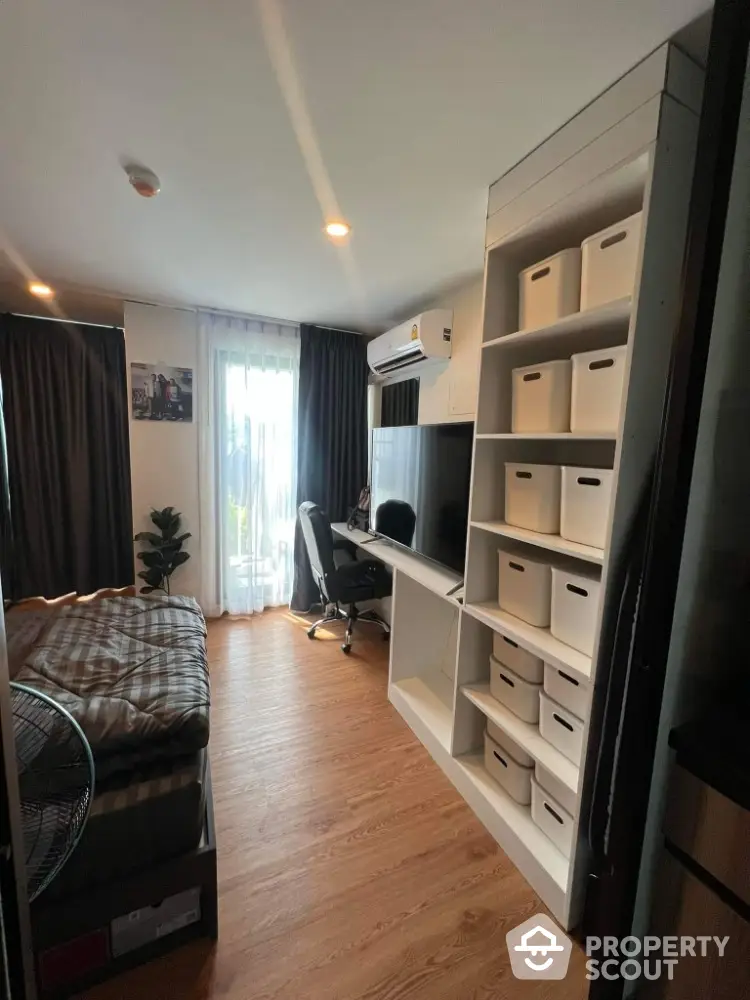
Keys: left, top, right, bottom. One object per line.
{"left": 8, "top": 595, "right": 209, "bottom": 770}
{"left": 6, "top": 595, "right": 217, "bottom": 997}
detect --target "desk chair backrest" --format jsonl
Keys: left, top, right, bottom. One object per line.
{"left": 375, "top": 499, "right": 416, "bottom": 547}
{"left": 298, "top": 501, "right": 336, "bottom": 601}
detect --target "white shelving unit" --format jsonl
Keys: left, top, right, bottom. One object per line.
{"left": 385, "top": 43, "right": 703, "bottom": 928}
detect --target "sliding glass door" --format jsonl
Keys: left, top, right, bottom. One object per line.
{"left": 219, "top": 349, "right": 298, "bottom": 613}
{"left": 199, "top": 315, "right": 300, "bottom": 617}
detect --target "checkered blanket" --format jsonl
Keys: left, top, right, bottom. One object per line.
{"left": 9, "top": 596, "right": 209, "bottom": 779}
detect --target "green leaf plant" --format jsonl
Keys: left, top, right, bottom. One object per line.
{"left": 134, "top": 506, "right": 191, "bottom": 595}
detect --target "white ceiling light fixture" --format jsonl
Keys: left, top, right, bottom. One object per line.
{"left": 124, "top": 162, "right": 161, "bottom": 198}
{"left": 28, "top": 281, "right": 54, "bottom": 298}
{"left": 325, "top": 221, "right": 351, "bottom": 240}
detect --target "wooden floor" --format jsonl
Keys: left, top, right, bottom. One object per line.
{"left": 83, "top": 610, "right": 586, "bottom": 1000}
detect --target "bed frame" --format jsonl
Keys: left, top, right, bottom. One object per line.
{"left": 30, "top": 759, "right": 217, "bottom": 998}
{"left": 10, "top": 587, "right": 217, "bottom": 997}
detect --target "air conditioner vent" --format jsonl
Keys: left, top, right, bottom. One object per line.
{"left": 372, "top": 345, "right": 427, "bottom": 374}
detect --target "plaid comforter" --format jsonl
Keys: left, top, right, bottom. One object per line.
{"left": 8, "top": 596, "right": 209, "bottom": 779}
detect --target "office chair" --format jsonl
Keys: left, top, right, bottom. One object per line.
{"left": 375, "top": 499, "right": 417, "bottom": 547}
{"left": 298, "top": 501, "right": 391, "bottom": 654}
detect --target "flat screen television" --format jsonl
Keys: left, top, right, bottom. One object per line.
{"left": 370, "top": 422, "right": 473, "bottom": 574}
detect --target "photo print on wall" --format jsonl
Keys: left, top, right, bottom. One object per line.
{"left": 131, "top": 362, "right": 193, "bottom": 422}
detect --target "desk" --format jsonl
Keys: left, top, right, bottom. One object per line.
{"left": 330, "top": 523, "right": 463, "bottom": 602}
{"left": 331, "top": 522, "right": 372, "bottom": 547}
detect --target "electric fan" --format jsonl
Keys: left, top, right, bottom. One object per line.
{"left": 10, "top": 682, "right": 95, "bottom": 901}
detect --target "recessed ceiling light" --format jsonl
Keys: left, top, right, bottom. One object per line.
{"left": 28, "top": 281, "right": 54, "bottom": 298}
{"left": 325, "top": 221, "right": 350, "bottom": 239}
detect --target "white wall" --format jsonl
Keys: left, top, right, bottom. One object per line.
{"left": 125, "top": 302, "right": 201, "bottom": 599}
{"left": 417, "top": 275, "right": 483, "bottom": 424}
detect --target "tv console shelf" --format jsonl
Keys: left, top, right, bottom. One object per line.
{"left": 363, "top": 43, "right": 704, "bottom": 931}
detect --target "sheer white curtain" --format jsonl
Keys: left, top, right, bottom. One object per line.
{"left": 198, "top": 312, "right": 300, "bottom": 616}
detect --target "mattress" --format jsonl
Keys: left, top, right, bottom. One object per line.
{"left": 9, "top": 595, "right": 210, "bottom": 779}
{"left": 41, "top": 751, "right": 207, "bottom": 902}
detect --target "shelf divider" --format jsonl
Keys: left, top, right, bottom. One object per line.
{"left": 462, "top": 683, "right": 579, "bottom": 794}
{"left": 476, "top": 432, "right": 617, "bottom": 441}
{"left": 463, "top": 602, "right": 592, "bottom": 681}
{"left": 471, "top": 520, "right": 604, "bottom": 565}
{"left": 483, "top": 296, "right": 631, "bottom": 350}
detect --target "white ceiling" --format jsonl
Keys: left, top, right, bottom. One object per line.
{"left": 0, "top": 0, "right": 709, "bottom": 331}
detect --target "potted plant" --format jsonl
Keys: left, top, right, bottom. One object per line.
{"left": 134, "top": 507, "right": 191, "bottom": 595}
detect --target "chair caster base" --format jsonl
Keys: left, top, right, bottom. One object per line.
{"left": 307, "top": 627, "right": 317, "bottom": 639}
{"left": 341, "top": 643, "right": 352, "bottom": 655}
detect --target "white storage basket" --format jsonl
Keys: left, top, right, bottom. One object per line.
{"left": 561, "top": 466, "right": 613, "bottom": 549}
{"left": 518, "top": 248, "right": 581, "bottom": 330}
{"left": 551, "top": 566, "right": 601, "bottom": 656}
{"left": 535, "top": 762, "right": 577, "bottom": 817}
{"left": 490, "top": 658, "right": 541, "bottom": 724}
{"left": 487, "top": 720, "right": 534, "bottom": 768}
{"left": 491, "top": 633, "right": 544, "bottom": 684}
{"left": 544, "top": 664, "right": 591, "bottom": 721}
{"left": 485, "top": 731, "right": 533, "bottom": 804}
{"left": 505, "top": 463, "right": 561, "bottom": 534}
{"left": 539, "top": 692, "right": 585, "bottom": 766}
{"left": 498, "top": 550, "right": 551, "bottom": 627}
{"left": 511, "top": 360, "right": 572, "bottom": 433}
{"left": 580, "top": 211, "right": 643, "bottom": 310}
{"left": 531, "top": 777, "right": 575, "bottom": 857}
{"left": 571, "top": 346, "right": 627, "bottom": 433}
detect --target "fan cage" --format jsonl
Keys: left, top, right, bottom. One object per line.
{"left": 11, "top": 682, "right": 95, "bottom": 901}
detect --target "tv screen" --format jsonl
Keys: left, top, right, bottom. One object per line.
{"left": 370, "top": 422, "right": 473, "bottom": 574}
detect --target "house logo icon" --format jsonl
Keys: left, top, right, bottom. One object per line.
{"left": 506, "top": 913, "right": 573, "bottom": 979}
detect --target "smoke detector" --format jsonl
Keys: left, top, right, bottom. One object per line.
{"left": 124, "top": 163, "right": 161, "bottom": 198}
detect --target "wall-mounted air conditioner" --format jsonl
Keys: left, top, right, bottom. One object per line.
{"left": 367, "top": 309, "right": 453, "bottom": 378}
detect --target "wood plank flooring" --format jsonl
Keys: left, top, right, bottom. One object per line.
{"left": 82, "top": 610, "right": 587, "bottom": 1000}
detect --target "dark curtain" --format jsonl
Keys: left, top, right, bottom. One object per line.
{"left": 0, "top": 315, "right": 134, "bottom": 600}
{"left": 0, "top": 377, "right": 13, "bottom": 599}
{"left": 290, "top": 325, "right": 369, "bottom": 611}
{"left": 381, "top": 377, "right": 419, "bottom": 427}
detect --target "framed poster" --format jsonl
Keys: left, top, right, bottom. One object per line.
{"left": 131, "top": 362, "right": 193, "bottom": 422}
